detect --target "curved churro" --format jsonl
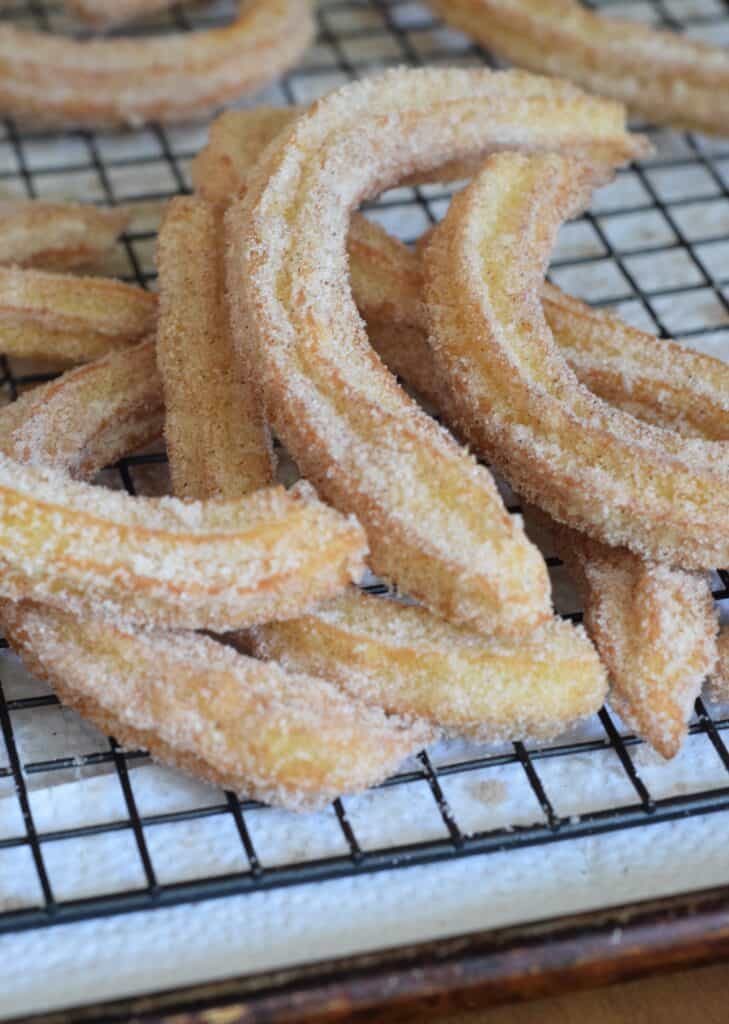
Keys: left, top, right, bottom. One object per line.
{"left": 250, "top": 590, "right": 606, "bottom": 741}
{"left": 193, "top": 107, "right": 301, "bottom": 205}
{"left": 0, "top": 200, "right": 129, "bottom": 271}
{"left": 423, "top": 152, "right": 729, "bottom": 569}
{"left": 427, "top": 0, "right": 729, "bottom": 135}
{"left": 0, "top": 273, "right": 425, "bottom": 811}
{"left": 228, "top": 68, "right": 646, "bottom": 635}
{"left": 198, "top": 104, "right": 729, "bottom": 430}
{"left": 0, "top": 338, "right": 163, "bottom": 478}
{"left": 0, "top": 0, "right": 314, "bottom": 128}
{"left": 708, "top": 626, "right": 729, "bottom": 703}
{"left": 0, "top": 461, "right": 365, "bottom": 630}
{"left": 156, "top": 196, "right": 273, "bottom": 500}
{"left": 64, "top": 0, "right": 181, "bottom": 29}
{"left": 0, "top": 267, "right": 157, "bottom": 363}
{"left": 550, "top": 526, "right": 717, "bottom": 759}
{"left": 1, "top": 601, "right": 430, "bottom": 811}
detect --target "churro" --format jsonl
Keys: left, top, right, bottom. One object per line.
{"left": 423, "top": 152, "right": 729, "bottom": 569}
{"left": 0, "top": 270, "right": 425, "bottom": 811}
{"left": 250, "top": 590, "right": 607, "bottom": 741}
{"left": 0, "top": 460, "right": 364, "bottom": 630}
{"left": 1, "top": 601, "right": 431, "bottom": 811}
{"left": 0, "top": 200, "right": 129, "bottom": 271}
{"left": 197, "top": 104, "right": 729, "bottom": 428}
{"left": 156, "top": 196, "right": 273, "bottom": 500}
{"left": 426, "top": 0, "right": 729, "bottom": 135}
{"left": 0, "top": 0, "right": 314, "bottom": 128}
{"left": 0, "top": 267, "right": 157, "bottom": 363}
{"left": 708, "top": 626, "right": 729, "bottom": 703}
{"left": 64, "top": 0, "right": 181, "bottom": 29}
{"left": 550, "top": 525, "right": 717, "bottom": 759}
{"left": 192, "top": 107, "right": 301, "bottom": 205}
{"left": 0, "top": 338, "right": 163, "bottom": 479}
{"left": 227, "top": 68, "right": 646, "bottom": 635}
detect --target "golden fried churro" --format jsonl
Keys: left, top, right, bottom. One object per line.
{"left": 0, "top": 267, "right": 157, "bottom": 363}
{"left": 250, "top": 589, "right": 606, "bottom": 741}
{"left": 424, "top": 152, "right": 729, "bottom": 569}
{"left": 0, "top": 271, "right": 425, "bottom": 810}
{"left": 228, "top": 68, "right": 646, "bottom": 635}
{"left": 552, "top": 528, "right": 717, "bottom": 759}
{"left": 192, "top": 107, "right": 301, "bottom": 205}
{"left": 708, "top": 626, "right": 729, "bottom": 703}
{"left": 156, "top": 196, "right": 273, "bottom": 500}
{"left": 0, "top": 338, "right": 162, "bottom": 478}
{"left": 427, "top": 0, "right": 729, "bottom": 135}
{"left": 541, "top": 284, "right": 729, "bottom": 442}
{"left": 0, "top": 200, "right": 129, "bottom": 271}
{"left": 0, "top": 457, "right": 366, "bottom": 630}
{"left": 197, "top": 104, "right": 729, "bottom": 429}
{"left": 192, "top": 105, "right": 497, "bottom": 204}
{"left": 1, "top": 601, "right": 430, "bottom": 810}
{"left": 0, "top": 0, "right": 314, "bottom": 128}
{"left": 64, "top": 0, "right": 181, "bottom": 29}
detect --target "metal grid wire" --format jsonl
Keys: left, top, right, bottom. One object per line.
{"left": 1, "top": 0, "right": 729, "bottom": 936}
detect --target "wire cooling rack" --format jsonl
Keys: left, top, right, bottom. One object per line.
{"left": 1, "top": 0, "right": 729, "bottom": 944}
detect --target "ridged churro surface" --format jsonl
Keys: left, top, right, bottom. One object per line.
{"left": 424, "top": 152, "right": 729, "bottom": 568}
{"left": 156, "top": 196, "right": 273, "bottom": 500}
{"left": 0, "top": 266, "right": 157, "bottom": 363}
{"left": 427, "top": 0, "right": 729, "bottom": 134}
{"left": 0, "top": 200, "right": 129, "bottom": 271}
{"left": 0, "top": 0, "right": 314, "bottom": 127}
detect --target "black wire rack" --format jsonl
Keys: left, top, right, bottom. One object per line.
{"left": 1, "top": 0, "right": 729, "bottom": 942}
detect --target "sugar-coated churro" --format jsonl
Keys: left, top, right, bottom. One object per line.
{"left": 156, "top": 196, "right": 273, "bottom": 500}
{"left": 197, "top": 104, "right": 729, "bottom": 431}
{"left": 550, "top": 525, "right": 717, "bottom": 759}
{"left": 1, "top": 601, "right": 431, "bottom": 811}
{"left": 0, "top": 338, "right": 163, "bottom": 479}
{"left": 192, "top": 107, "right": 301, "bottom": 205}
{"left": 426, "top": 0, "right": 729, "bottom": 135}
{"left": 0, "top": 266, "right": 157, "bottom": 363}
{"left": 228, "top": 68, "right": 646, "bottom": 635}
{"left": 64, "top": 0, "right": 181, "bottom": 29}
{"left": 0, "top": 0, "right": 314, "bottom": 128}
{"left": 708, "top": 626, "right": 729, "bottom": 703}
{"left": 249, "top": 589, "right": 607, "bottom": 741}
{"left": 424, "top": 152, "right": 729, "bottom": 569}
{"left": 0, "top": 455, "right": 366, "bottom": 630}
{"left": 192, "top": 105, "right": 499, "bottom": 204}
{"left": 0, "top": 200, "right": 129, "bottom": 271}
{"left": 0, "top": 265, "right": 426, "bottom": 811}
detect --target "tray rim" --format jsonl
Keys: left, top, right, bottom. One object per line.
{"left": 13, "top": 881, "right": 729, "bottom": 1024}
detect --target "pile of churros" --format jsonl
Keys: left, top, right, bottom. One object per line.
{"left": 0, "top": 0, "right": 727, "bottom": 810}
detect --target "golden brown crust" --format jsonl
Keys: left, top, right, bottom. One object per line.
{"left": 64, "top": 0, "right": 181, "bottom": 29}
{"left": 1, "top": 601, "right": 431, "bottom": 812}
{"left": 156, "top": 196, "right": 274, "bottom": 500}
{"left": 228, "top": 68, "right": 645, "bottom": 636}
{"left": 0, "top": 458, "right": 366, "bottom": 631}
{"left": 0, "top": 266, "right": 157, "bottom": 363}
{"left": 0, "top": 0, "right": 314, "bottom": 128}
{"left": 423, "top": 152, "right": 729, "bottom": 569}
{"left": 552, "top": 526, "right": 718, "bottom": 758}
{"left": 0, "top": 338, "right": 163, "bottom": 478}
{"left": 250, "top": 589, "right": 607, "bottom": 742}
{"left": 192, "top": 104, "right": 729, "bottom": 435}
{"left": 427, "top": 0, "right": 729, "bottom": 135}
{"left": 0, "top": 200, "right": 129, "bottom": 271}
{"left": 707, "top": 627, "right": 729, "bottom": 703}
